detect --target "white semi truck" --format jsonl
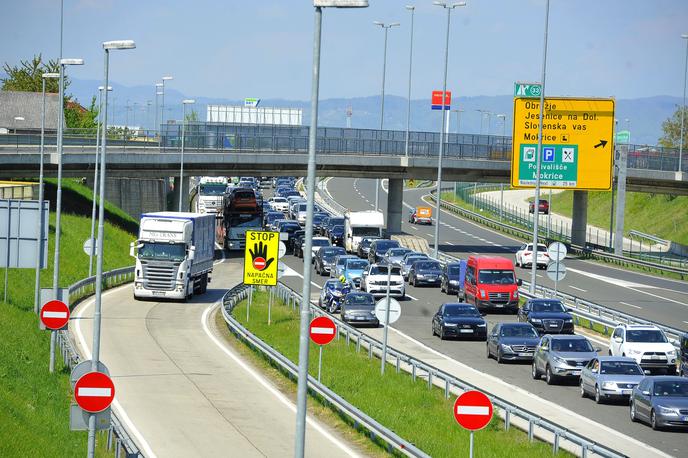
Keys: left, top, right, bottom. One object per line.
{"left": 194, "top": 176, "right": 228, "bottom": 216}
{"left": 131, "top": 212, "right": 215, "bottom": 301}
{"left": 344, "top": 210, "right": 385, "bottom": 254}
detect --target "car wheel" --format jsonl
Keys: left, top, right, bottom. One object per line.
{"left": 608, "top": 349, "right": 612, "bottom": 356}
{"left": 545, "top": 365, "right": 557, "bottom": 385}
{"left": 580, "top": 380, "right": 587, "bottom": 398}
{"left": 486, "top": 344, "right": 492, "bottom": 359}
{"left": 531, "top": 362, "right": 540, "bottom": 380}
{"left": 496, "top": 348, "right": 503, "bottom": 364}
{"left": 630, "top": 401, "right": 637, "bottom": 422}
{"left": 432, "top": 323, "right": 436, "bottom": 337}
{"left": 594, "top": 385, "right": 603, "bottom": 404}
{"left": 651, "top": 410, "right": 660, "bottom": 431}
{"left": 440, "top": 326, "right": 446, "bottom": 341}
{"left": 440, "top": 282, "right": 445, "bottom": 293}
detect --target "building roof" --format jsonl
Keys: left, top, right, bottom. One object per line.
{"left": 0, "top": 90, "right": 61, "bottom": 130}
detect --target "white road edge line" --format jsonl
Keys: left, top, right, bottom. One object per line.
{"left": 385, "top": 325, "right": 672, "bottom": 457}
{"left": 568, "top": 285, "right": 587, "bottom": 292}
{"left": 202, "top": 302, "right": 359, "bottom": 457}
{"left": 620, "top": 301, "right": 643, "bottom": 310}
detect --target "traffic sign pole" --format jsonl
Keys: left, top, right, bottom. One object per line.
{"left": 470, "top": 431, "right": 474, "bottom": 458}
{"left": 318, "top": 345, "right": 323, "bottom": 382}
{"left": 381, "top": 264, "right": 392, "bottom": 375}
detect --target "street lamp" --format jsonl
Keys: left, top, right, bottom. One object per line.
{"left": 496, "top": 113, "right": 506, "bottom": 137}
{"left": 451, "top": 108, "right": 464, "bottom": 134}
{"left": 155, "top": 83, "right": 163, "bottom": 136}
{"left": 160, "top": 76, "right": 173, "bottom": 128}
{"left": 679, "top": 33, "right": 688, "bottom": 173}
{"left": 295, "top": 3, "right": 368, "bottom": 458}
{"left": 33, "top": 72, "right": 59, "bottom": 314}
{"left": 179, "top": 99, "right": 195, "bottom": 212}
{"left": 89, "top": 39, "right": 135, "bottom": 458}
{"left": 404, "top": 5, "right": 416, "bottom": 158}
{"left": 432, "top": 1, "right": 466, "bottom": 259}
{"left": 373, "top": 21, "right": 400, "bottom": 211}
{"left": 475, "top": 109, "right": 490, "bottom": 135}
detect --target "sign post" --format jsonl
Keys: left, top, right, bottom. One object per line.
{"left": 453, "top": 390, "right": 494, "bottom": 458}
{"left": 375, "top": 281, "right": 401, "bottom": 376}
{"left": 546, "top": 262, "right": 567, "bottom": 294}
{"left": 309, "top": 316, "right": 336, "bottom": 382}
{"left": 40, "top": 299, "right": 69, "bottom": 373}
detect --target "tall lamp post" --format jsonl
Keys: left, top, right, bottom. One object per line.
{"left": 404, "top": 5, "right": 415, "bottom": 158}
{"left": 155, "top": 82, "right": 163, "bottom": 136}
{"left": 679, "top": 33, "right": 687, "bottom": 173}
{"left": 373, "top": 21, "right": 400, "bottom": 211}
{"left": 451, "top": 108, "right": 464, "bottom": 134}
{"left": 160, "top": 76, "right": 173, "bottom": 142}
{"left": 432, "top": 1, "right": 466, "bottom": 259}
{"left": 179, "top": 99, "right": 195, "bottom": 212}
{"left": 295, "top": 3, "right": 368, "bottom": 458}
{"left": 89, "top": 39, "right": 135, "bottom": 458}
{"left": 33, "top": 72, "right": 59, "bottom": 314}
{"left": 50, "top": 57, "right": 83, "bottom": 374}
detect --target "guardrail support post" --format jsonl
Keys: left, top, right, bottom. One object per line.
{"left": 528, "top": 419, "right": 534, "bottom": 442}
{"left": 396, "top": 355, "right": 400, "bottom": 373}
{"left": 553, "top": 432, "right": 559, "bottom": 454}
{"left": 412, "top": 363, "right": 416, "bottom": 381}
{"left": 444, "top": 379, "right": 450, "bottom": 398}
{"left": 505, "top": 409, "right": 510, "bottom": 431}
{"left": 427, "top": 370, "right": 432, "bottom": 389}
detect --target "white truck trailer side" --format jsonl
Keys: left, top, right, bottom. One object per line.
{"left": 344, "top": 210, "right": 385, "bottom": 253}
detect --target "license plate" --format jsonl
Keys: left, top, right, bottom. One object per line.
{"left": 549, "top": 324, "right": 558, "bottom": 327}
{"left": 495, "top": 304, "right": 504, "bottom": 308}
{"left": 355, "top": 316, "right": 365, "bottom": 321}
{"left": 459, "top": 329, "right": 473, "bottom": 333}
{"left": 518, "top": 352, "right": 533, "bottom": 357}
{"left": 651, "top": 355, "right": 662, "bottom": 360}
{"left": 571, "top": 370, "right": 581, "bottom": 376}
{"left": 622, "top": 390, "right": 632, "bottom": 395}
{"left": 152, "top": 291, "right": 165, "bottom": 296}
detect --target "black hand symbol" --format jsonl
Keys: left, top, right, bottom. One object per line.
{"left": 249, "top": 241, "right": 274, "bottom": 271}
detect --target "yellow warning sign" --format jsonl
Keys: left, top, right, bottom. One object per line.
{"left": 243, "top": 231, "right": 279, "bottom": 286}
{"left": 511, "top": 97, "right": 615, "bottom": 191}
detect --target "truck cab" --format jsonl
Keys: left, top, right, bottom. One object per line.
{"left": 344, "top": 210, "right": 385, "bottom": 254}
{"left": 195, "top": 176, "right": 228, "bottom": 216}
{"left": 461, "top": 256, "right": 521, "bottom": 313}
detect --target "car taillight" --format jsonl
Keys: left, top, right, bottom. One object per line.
{"left": 524, "top": 251, "right": 531, "bottom": 256}
{"left": 543, "top": 253, "right": 549, "bottom": 257}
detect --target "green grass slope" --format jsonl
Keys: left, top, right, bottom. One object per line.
{"left": 0, "top": 179, "right": 136, "bottom": 457}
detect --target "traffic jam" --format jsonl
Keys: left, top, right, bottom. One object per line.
{"left": 215, "top": 175, "right": 688, "bottom": 432}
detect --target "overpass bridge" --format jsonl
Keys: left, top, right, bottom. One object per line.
{"left": 1, "top": 123, "right": 686, "bottom": 241}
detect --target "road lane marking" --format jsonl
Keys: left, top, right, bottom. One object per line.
{"left": 446, "top": 241, "right": 454, "bottom": 246}
{"left": 410, "top": 226, "right": 418, "bottom": 231}
{"left": 202, "top": 304, "right": 358, "bottom": 457}
{"left": 569, "top": 285, "right": 587, "bottom": 292}
{"left": 620, "top": 301, "right": 642, "bottom": 310}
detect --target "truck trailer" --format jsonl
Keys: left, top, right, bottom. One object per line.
{"left": 344, "top": 210, "right": 385, "bottom": 254}
{"left": 131, "top": 212, "right": 215, "bottom": 301}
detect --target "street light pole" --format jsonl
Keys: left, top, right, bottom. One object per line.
{"left": 89, "top": 40, "right": 135, "bottom": 458}
{"left": 452, "top": 109, "right": 464, "bottom": 134}
{"left": 529, "top": 0, "right": 550, "bottom": 294}
{"left": 179, "top": 99, "right": 195, "bottom": 212}
{"left": 155, "top": 83, "right": 163, "bottom": 136}
{"left": 679, "top": 34, "right": 688, "bottom": 173}
{"left": 404, "top": 5, "right": 415, "bottom": 158}
{"left": 432, "top": 1, "right": 466, "bottom": 260}
{"left": 374, "top": 21, "right": 399, "bottom": 211}
{"left": 160, "top": 76, "right": 173, "bottom": 142}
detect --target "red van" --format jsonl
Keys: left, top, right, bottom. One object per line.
{"left": 461, "top": 256, "right": 521, "bottom": 313}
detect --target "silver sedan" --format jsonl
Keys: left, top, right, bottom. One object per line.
{"left": 579, "top": 356, "right": 645, "bottom": 404}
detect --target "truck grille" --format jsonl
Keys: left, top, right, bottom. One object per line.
{"left": 142, "top": 262, "right": 177, "bottom": 291}
{"left": 488, "top": 292, "right": 510, "bottom": 303}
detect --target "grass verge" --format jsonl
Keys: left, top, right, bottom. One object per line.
{"left": 229, "top": 290, "right": 570, "bottom": 457}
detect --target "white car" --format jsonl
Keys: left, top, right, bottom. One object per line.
{"left": 361, "top": 264, "right": 405, "bottom": 298}
{"left": 304, "top": 237, "right": 332, "bottom": 262}
{"left": 515, "top": 243, "right": 549, "bottom": 268}
{"left": 609, "top": 324, "right": 678, "bottom": 374}
{"left": 269, "top": 197, "right": 289, "bottom": 213}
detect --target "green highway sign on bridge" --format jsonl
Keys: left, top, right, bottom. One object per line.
{"left": 514, "top": 82, "right": 542, "bottom": 98}
{"left": 615, "top": 130, "right": 630, "bottom": 143}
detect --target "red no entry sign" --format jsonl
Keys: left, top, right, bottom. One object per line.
{"left": 453, "top": 390, "right": 493, "bottom": 431}
{"left": 74, "top": 371, "right": 115, "bottom": 413}
{"left": 40, "top": 300, "right": 70, "bottom": 330}
{"left": 253, "top": 257, "right": 266, "bottom": 270}
{"left": 309, "top": 316, "right": 336, "bottom": 346}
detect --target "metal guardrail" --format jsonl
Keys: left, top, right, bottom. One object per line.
{"left": 220, "top": 283, "right": 430, "bottom": 458}
{"left": 225, "top": 280, "right": 627, "bottom": 458}
{"left": 628, "top": 230, "right": 669, "bottom": 246}
{"left": 58, "top": 266, "right": 141, "bottom": 457}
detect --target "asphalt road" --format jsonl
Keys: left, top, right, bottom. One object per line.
{"left": 286, "top": 177, "right": 688, "bottom": 456}
{"left": 71, "top": 255, "right": 361, "bottom": 458}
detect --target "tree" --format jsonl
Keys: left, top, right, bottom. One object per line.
{"left": 1, "top": 54, "right": 66, "bottom": 93}
{"left": 64, "top": 96, "right": 99, "bottom": 131}
{"left": 659, "top": 106, "right": 688, "bottom": 148}
{"left": 185, "top": 110, "right": 199, "bottom": 122}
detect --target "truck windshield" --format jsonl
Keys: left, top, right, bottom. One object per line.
{"left": 352, "top": 227, "right": 381, "bottom": 237}
{"left": 228, "top": 215, "right": 262, "bottom": 228}
{"left": 139, "top": 242, "right": 186, "bottom": 262}
{"left": 199, "top": 184, "right": 226, "bottom": 196}
{"left": 478, "top": 269, "right": 515, "bottom": 285}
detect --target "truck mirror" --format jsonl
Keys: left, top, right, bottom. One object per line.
{"left": 188, "top": 246, "right": 196, "bottom": 261}
{"left": 129, "top": 241, "right": 135, "bottom": 258}
{"left": 516, "top": 279, "right": 523, "bottom": 286}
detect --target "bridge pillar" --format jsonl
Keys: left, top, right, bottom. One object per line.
{"left": 171, "top": 176, "right": 191, "bottom": 212}
{"left": 571, "top": 190, "right": 588, "bottom": 247}
{"left": 386, "top": 178, "right": 403, "bottom": 235}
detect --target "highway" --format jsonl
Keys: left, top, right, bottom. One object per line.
{"left": 274, "top": 177, "right": 687, "bottom": 456}
{"left": 70, "top": 255, "right": 361, "bottom": 458}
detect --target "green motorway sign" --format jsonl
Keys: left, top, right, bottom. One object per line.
{"left": 615, "top": 130, "right": 630, "bottom": 143}
{"left": 514, "top": 82, "right": 542, "bottom": 98}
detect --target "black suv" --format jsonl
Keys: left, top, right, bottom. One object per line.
{"left": 367, "top": 239, "right": 401, "bottom": 264}
{"left": 518, "top": 298, "right": 574, "bottom": 335}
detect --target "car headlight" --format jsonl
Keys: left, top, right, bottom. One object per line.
{"left": 601, "top": 381, "right": 616, "bottom": 390}
{"left": 530, "top": 318, "right": 542, "bottom": 324}
{"left": 564, "top": 318, "right": 573, "bottom": 323}
{"left": 667, "top": 350, "right": 677, "bottom": 357}
{"left": 500, "top": 344, "right": 512, "bottom": 352}
{"left": 449, "top": 280, "right": 459, "bottom": 284}
{"left": 443, "top": 323, "right": 457, "bottom": 327}
{"left": 627, "top": 348, "right": 642, "bottom": 355}
{"left": 656, "top": 405, "right": 679, "bottom": 416}
{"left": 551, "top": 355, "right": 566, "bottom": 365}
{"left": 477, "top": 323, "right": 486, "bottom": 327}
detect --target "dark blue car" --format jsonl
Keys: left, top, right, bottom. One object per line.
{"left": 432, "top": 302, "right": 487, "bottom": 340}
{"left": 486, "top": 322, "right": 541, "bottom": 363}
{"left": 408, "top": 260, "right": 443, "bottom": 287}
{"left": 518, "top": 298, "right": 574, "bottom": 334}
{"left": 440, "top": 261, "right": 465, "bottom": 295}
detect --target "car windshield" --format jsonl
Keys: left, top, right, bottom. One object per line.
{"left": 375, "top": 241, "right": 399, "bottom": 252}
{"left": 600, "top": 361, "right": 643, "bottom": 375}
{"left": 652, "top": 381, "right": 688, "bottom": 397}
{"left": 336, "top": 257, "right": 354, "bottom": 267}
{"left": 321, "top": 248, "right": 345, "bottom": 261}
{"left": 361, "top": 238, "right": 376, "bottom": 248}
{"left": 346, "top": 260, "right": 368, "bottom": 270}
{"left": 199, "top": 184, "right": 226, "bottom": 195}
{"left": 328, "top": 218, "right": 345, "bottom": 228}
{"left": 312, "top": 239, "right": 330, "bottom": 247}
{"left": 551, "top": 339, "right": 594, "bottom": 352}
{"left": 138, "top": 242, "right": 186, "bottom": 262}
{"left": 444, "top": 305, "right": 480, "bottom": 317}
{"left": 500, "top": 326, "right": 538, "bottom": 338}
{"left": 281, "top": 223, "right": 301, "bottom": 232}
{"left": 478, "top": 269, "right": 515, "bottom": 284}
{"left": 415, "top": 261, "right": 441, "bottom": 270}
{"left": 626, "top": 330, "right": 668, "bottom": 343}
{"left": 346, "top": 294, "right": 374, "bottom": 306}
{"left": 313, "top": 214, "right": 328, "bottom": 223}
{"left": 370, "top": 266, "right": 402, "bottom": 275}
{"left": 531, "top": 301, "right": 566, "bottom": 313}
{"left": 405, "top": 257, "right": 426, "bottom": 266}
{"left": 448, "top": 265, "right": 461, "bottom": 275}
{"left": 353, "top": 227, "right": 381, "bottom": 237}
{"left": 332, "top": 225, "right": 344, "bottom": 233}
{"left": 387, "top": 248, "right": 410, "bottom": 257}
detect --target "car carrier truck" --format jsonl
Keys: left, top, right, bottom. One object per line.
{"left": 130, "top": 212, "right": 215, "bottom": 301}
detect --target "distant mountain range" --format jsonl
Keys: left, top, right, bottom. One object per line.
{"left": 12, "top": 75, "right": 684, "bottom": 145}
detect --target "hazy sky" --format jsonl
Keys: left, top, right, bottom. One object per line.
{"left": 2, "top": 0, "right": 687, "bottom": 101}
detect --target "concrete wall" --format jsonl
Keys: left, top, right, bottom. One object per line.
{"left": 90, "top": 177, "right": 167, "bottom": 219}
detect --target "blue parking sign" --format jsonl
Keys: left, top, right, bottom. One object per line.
{"left": 543, "top": 147, "right": 555, "bottom": 162}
